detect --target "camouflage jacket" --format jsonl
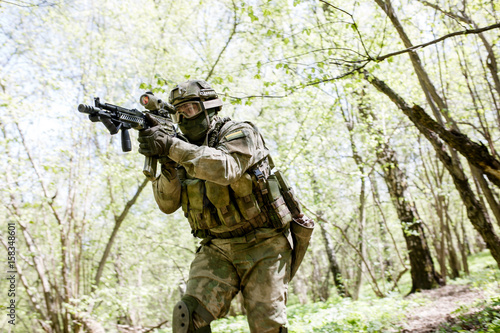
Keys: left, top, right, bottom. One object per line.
{"left": 151, "top": 116, "right": 270, "bottom": 234}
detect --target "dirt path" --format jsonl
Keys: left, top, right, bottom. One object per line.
{"left": 399, "top": 284, "right": 486, "bottom": 333}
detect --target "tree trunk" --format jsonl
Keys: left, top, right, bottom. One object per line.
{"left": 456, "top": 216, "right": 470, "bottom": 275}
{"left": 319, "top": 223, "right": 350, "bottom": 297}
{"left": 365, "top": 72, "right": 500, "bottom": 268}
{"left": 444, "top": 212, "right": 461, "bottom": 279}
{"left": 356, "top": 98, "right": 442, "bottom": 292}
{"left": 352, "top": 181, "right": 366, "bottom": 300}
{"left": 435, "top": 197, "right": 448, "bottom": 283}
{"left": 340, "top": 98, "right": 368, "bottom": 300}
{"left": 471, "top": 165, "right": 500, "bottom": 227}
{"left": 371, "top": 176, "right": 408, "bottom": 286}
{"left": 377, "top": 142, "right": 443, "bottom": 292}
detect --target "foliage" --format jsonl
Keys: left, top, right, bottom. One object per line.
{"left": 1, "top": 0, "right": 500, "bottom": 331}
{"left": 436, "top": 297, "right": 500, "bottom": 333}
{"left": 211, "top": 294, "right": 415, "bottom": 333}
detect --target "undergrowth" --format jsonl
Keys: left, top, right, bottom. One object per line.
{"left": 208, "top": 250, "right": 500, "bottom": 333}
{"left": 435, "top": 296, "right": 500, "bottom": 333}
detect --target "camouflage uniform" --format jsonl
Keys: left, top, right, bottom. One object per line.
{"left": 153, "top": 116, "right": 293, "bottom": 332}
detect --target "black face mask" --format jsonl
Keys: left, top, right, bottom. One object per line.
{"left": 178, "top": 112, "right": 210, "bottom": 144}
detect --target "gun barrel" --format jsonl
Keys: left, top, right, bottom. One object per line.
{"left": 78, "top": 104, "right": 98, "bottom": 115}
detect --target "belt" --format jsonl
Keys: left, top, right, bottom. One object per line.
{"left": 194, "top": 211, "right": 269, "bottom": 239}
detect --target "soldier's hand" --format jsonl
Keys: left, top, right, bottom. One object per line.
{"left": 138, "top": 114, "right": 173, "bottom": 157}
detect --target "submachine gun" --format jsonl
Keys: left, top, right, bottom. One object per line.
{"left": 78, "top": 92, "right": 176, "bottom": 181}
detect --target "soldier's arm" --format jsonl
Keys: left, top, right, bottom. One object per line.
{"left": 151, "top": 164, "right": 182, "bottom": 214}
{"left": 168, "top": 124, "right": 268, "bottom": 186}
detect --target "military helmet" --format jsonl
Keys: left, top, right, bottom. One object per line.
{"left": 169, "top": 79, "right": 223, "bottom": 112}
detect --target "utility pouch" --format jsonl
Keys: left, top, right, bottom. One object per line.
{"left": 230, "top": 173, "right": 261, "bottom": 220}
{"left": 266, "top": 175, "right": 293, "bottom": 228}
{"left": 290, "top": 215, "right": 315, "bottom": 279}
{"left": 205, "top": 181, "right": 241, "bottom": 227}
{"left": 185, "top": 179, "right": 218, "bottom": 230}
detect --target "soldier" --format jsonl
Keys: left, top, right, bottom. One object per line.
{"left": 137, "top": 80, "right": 313, "bottom": 333}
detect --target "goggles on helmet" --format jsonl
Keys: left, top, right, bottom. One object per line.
{"left": 173, "top": 101, "right": 204, "bottom": 123}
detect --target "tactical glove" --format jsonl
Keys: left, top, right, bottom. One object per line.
{"left": 138, "top": 113, "right": 173, "bottom": 157}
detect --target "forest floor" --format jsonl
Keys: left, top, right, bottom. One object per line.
{"left": 212, "top": 251, "right": 500, "bottom": 332}
{"left": 399, "top": 284, "right": 489, "bottom": 332}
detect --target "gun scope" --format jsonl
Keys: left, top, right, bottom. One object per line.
{"left": 139, "top": 92, "right": 163, "bottom": 111}
{"left": 139, "top": 91, "right": 176, "bottom": 114}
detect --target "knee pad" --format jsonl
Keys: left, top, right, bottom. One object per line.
{"left": 172, "top": 295, "right": 214, "bottom": 333}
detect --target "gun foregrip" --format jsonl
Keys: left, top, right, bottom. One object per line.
{"left": 121, "top": 129, "right": 132, "bottom": 152}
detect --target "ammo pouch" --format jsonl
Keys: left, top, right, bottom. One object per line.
{"left": 205, "top": 181, "right": 241, "bottom": 227}
{"left": 183, "top": 179, "right": 219, "bottom": 230}
{"left": 179, "top": 169, "right": 264, "bottom": 233}
{"left": 251, "top": 165, "right": 293, "bottom": 229}
{"left": 230, "top": 173, "right": 261, "bottom": 220}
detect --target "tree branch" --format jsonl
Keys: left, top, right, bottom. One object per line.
{"left": 93, "top": 178, "right": 149, "bottom": 289}
{"left": 363, "top": 70, "right": 500, "bottom": 188}
{"left": 318, "top": 0, "right": 373, "bottom": 59}
{"left": 142, "top": 319, "right": 169, "bottom": 333}
{"left": 205, "top": 0, "right": 239, "bottom": 81}
{"left": 375, "top": 22, "right": 500, "bottom": 62}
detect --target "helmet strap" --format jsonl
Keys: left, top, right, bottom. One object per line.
{"left": 200, "top": 101, "right": 215, "bottom": 146}
{"left": 202, "top": 110, "right": 211, "bottom": 145}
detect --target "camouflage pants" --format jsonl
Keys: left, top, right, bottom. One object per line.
{"left": 185, "top": 228, "right": 292, "bottom": 333}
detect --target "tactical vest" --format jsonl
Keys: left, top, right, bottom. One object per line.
{"left": 178, "top": 119, "right": 293, "bottom": 239}
{"left": 178, "top": 157, "right": 293, "bottom": 239}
